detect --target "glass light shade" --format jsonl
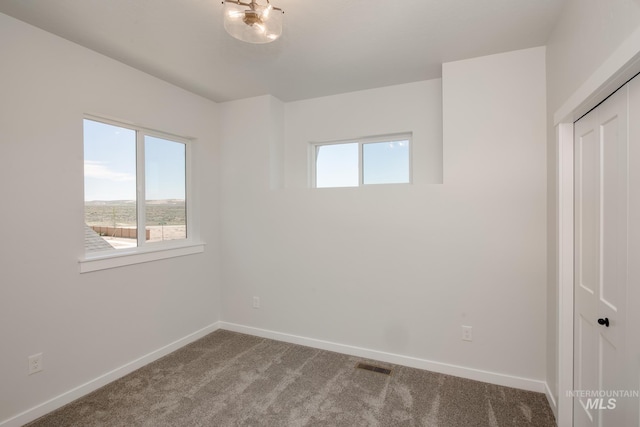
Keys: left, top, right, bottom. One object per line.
{"left": 223, "top": 1, "right": 283, "bottom": 44}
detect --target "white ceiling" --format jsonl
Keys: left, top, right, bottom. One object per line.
{"left": 0, "top": 0, "right": 566, "bottom": 102}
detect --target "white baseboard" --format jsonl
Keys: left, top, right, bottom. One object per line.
{"left": 219, "top": 322, "right": 547, "bottom": 394}
{"left": 545, "top": 381, "right": 559, "bottom": 423}
{"left": 0, "top": 322, "right": 222, "bottom": 427}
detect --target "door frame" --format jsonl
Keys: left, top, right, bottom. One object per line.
{"left": 554, "top": 29, "right": 640, "bottom": 427}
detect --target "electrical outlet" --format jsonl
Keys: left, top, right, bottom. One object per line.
{"left": 28, "top": 353, "right": 43, "bottom": 375}
{"left": 462, "top": 326, "right": 473, "bottom": 342}
{"left": 253, "top": 296, "right": 260, "bottom": 309}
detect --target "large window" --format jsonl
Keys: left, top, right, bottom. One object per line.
{"left": 313, "top": 133, "right": 411, "bottom": 188}
{"left": 83, "top": 118, "right": 189, "bottom": 256}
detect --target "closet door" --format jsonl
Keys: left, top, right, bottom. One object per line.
{"left": 574, "top": 85, "right": 628, "bottom": 427}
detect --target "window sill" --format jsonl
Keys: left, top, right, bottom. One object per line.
{"left": 79, "top": 241, "right": 205, "bottom": 273}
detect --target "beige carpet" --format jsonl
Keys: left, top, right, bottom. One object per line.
{"left": 27, "top": 330, "right": 556, "bottom": 426}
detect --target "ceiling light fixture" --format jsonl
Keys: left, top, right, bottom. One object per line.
{"left": 222, "top": 0, "right": 284, "bottom": 44}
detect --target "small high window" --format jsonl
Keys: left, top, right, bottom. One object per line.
{"left": 312, "top": 134, "right": 411, "bottom": 188}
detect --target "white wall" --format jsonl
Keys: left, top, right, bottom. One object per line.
{"left": 442, "top": 47, "right": 547, "bottom": 379}
{"left": 0, "top": 13, "right": 221, "bottom": 425}
{"left": 545, "top": 0, "right": 640, "bottom": 414}
{"left": 546, "top": 0, "right": 640, "bottom": 114}
{"left": 220, "top": 47, "right": 547, "bottom": 387}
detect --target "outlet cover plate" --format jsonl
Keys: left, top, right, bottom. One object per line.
{"left": 462, "top": 326, "right": 473, "bottom": 342}
{"left": 28, "top": 353, "right": 43, "bottom": 375}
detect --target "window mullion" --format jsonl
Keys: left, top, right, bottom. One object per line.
{"left": 136, "top": 132, "right": 146, "bottom": 248}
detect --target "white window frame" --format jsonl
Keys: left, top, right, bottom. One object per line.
{"left": 79, "top": 115, "right": 204, "bottom": 273}
{"left": 310, "top": 132, "right": 413, "bottom": 188}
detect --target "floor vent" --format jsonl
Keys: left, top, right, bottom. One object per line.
{"left": 355, "top": 362, "right": 392, "bottom": 375}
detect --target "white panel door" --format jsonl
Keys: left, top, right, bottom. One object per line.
{"left": 574, "top": 85, "right": 629, "bottom": 427}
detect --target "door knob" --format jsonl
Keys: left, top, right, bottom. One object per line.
{"left": 597, "top": 318, "right": 609, "bottom": 327}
